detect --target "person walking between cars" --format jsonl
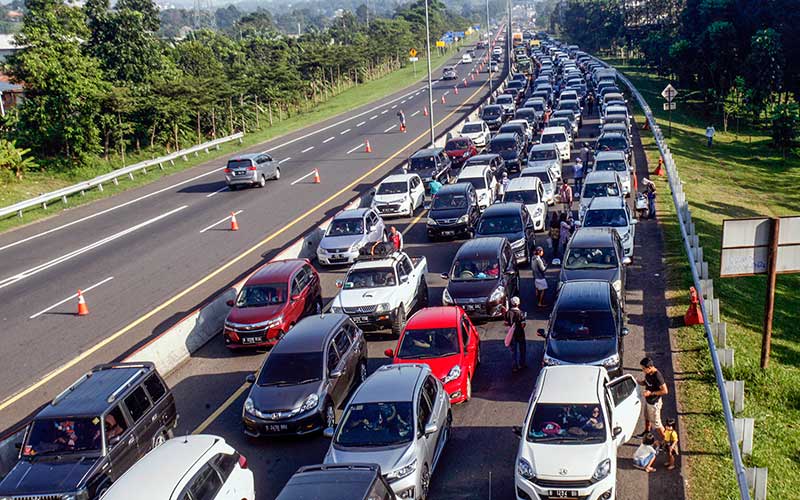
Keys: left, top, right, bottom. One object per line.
{"left": 573, "top": 157, "right": 585, "bottom": 196}
{"left": 548, "top": 212, "right": 561, "bottom": 259}
{"left": 388, "top": 226, "right": 403, "bottom": 251}
{"left": 397, "top": 110, "right": 406, "bottom": 133}
{"left": 558, "top": 179, "right": 573, "bottom": 214}
{"left": 504, "top": 296, "right": 527, "bottom": 372}
{"left": 428, "top": 178, "right": 443, "bottom": 196}
{"left": 558, "top": 212, "right": 573, "bottom": 258}
{"left": 586, "top": 93, "right": 595, "bottom": 115}
{"left": 499, "top": 172, "right": 510, "bottom": 197}
{"left": 532, "top": 247, "right": 548, "bottom": 307}
{"left": 705, "top": 124, "right": 715, "bottom": 147}
{"left": 646, "top": 181, "right": 657, "bottom": 220}
{"left": 637, "top": 357, "right": 668, "bottom": 442}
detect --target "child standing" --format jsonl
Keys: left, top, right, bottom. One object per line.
{"left": 662, "top": 418, "right": 680, "bottom": 470}
{"left": 633, "top": 433, "right": 658, "bottom": 472}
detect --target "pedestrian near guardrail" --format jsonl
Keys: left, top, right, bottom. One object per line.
{"left": 705, "top": 124, "right": 715, "bottom": 147}
{"left": 637, "top": 357, "right": 668, "bottom": 442}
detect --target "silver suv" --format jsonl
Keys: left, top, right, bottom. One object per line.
{"left": 324, "top": 364, "right": 452, "bottom": 500}
{"left": 225, "top": 152, "right": 281, "bottom": 189}
{"left": 317, "top": 208, "right": 386, "bottom": 266}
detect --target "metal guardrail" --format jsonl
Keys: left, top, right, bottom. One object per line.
{"left": 0, "top": 133, "right": 245, "bottom": 220}
{"left": 593, "top": 57, "right": 753, "bottom": 500}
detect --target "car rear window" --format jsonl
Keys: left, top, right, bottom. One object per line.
{"left": 257, "top": 352, "right": 322, "bottom": 386}
{"left": 504, "top": 189, "right": 539, "bottom": 205}
{"left": 541, "top": 133, "right": 566, "bottom": 144}
{"left": 226, "top": 159, "right": 251, "bottom": 169}
{"left": 446, "top": 139, "right": 472, "bottom": 151}
{"left": 489, "top": 138, "right": 517, "bottom": 151}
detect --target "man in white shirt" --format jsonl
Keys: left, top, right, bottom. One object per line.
{"left": 705, "top": 125, "right": 715, "bottom": 147}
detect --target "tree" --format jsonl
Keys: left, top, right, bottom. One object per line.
{"left": 746, "top": 28, "right": 784, "bottom": 113}
{"left": 723, "top": 76, "right": 750, "bottom": 137}
{"left": 770, "top": 103, "right": 799, "bottom": 159}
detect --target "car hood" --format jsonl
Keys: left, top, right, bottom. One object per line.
{"left": 527, "top": 159, "right": 558, "bottom": 171}
{"left": 446, "top": 149, "right": 469, "bottom": 157}
{"left": 320, "top": 234, "right": 366, "bottom": 251}
{"left": 227, "top": 304, "right": 284, "bottom": 324}
{"left": 546, "top": 336, "right": 618, "bottom": 364}
{"left": 476, "top": 230, "right": 524, "bottom": 244}
{"left": 497, "top": 149, "right": 520, "bottom": 161}
{"left": 482, "top": 115, "right": 502, "bottom": 122}
{"left": 410, "top": 167, "right": 437, "bottom": 180}
{"left": 559, "top": 267, "right": 618, "bottom": 284}
{"left": 429, "top": 207, "right": 468, "bottom": 220}
{"left": 326, "top": 442, "right": 416, "bottom": 476}
{"left": 373, "top": 193, "right": 408, "bottom": 205}
{"left": 249, "top": 380, "right": 321, "bottom": 412}
{"left": 336, "top": 287, "right": 395, "bottom": 307}
{"left": 0, "top": 456, "right": 99, "bottom": 495}
{"left": 394, "top": 354, "right": 461, "bottom": 381}
{"left": 447, "top": 278, "right": 499, "bottom": 299}
{"left": 524, "top": 442, "right": 608, "bottom": 480}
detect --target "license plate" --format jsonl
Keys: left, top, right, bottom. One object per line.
{"left": 242, "top": 337, "right": 261, "bottom": 345}
{"left": 441, "top": 231, "right": 454, "bottom": 236}
{"left": 465, "top": 304, "right": 480, "bottom": 311}
{"left": 235, "top": 171, "right": 247, "bottom": 176}
{"left": 549, "top": 490, "right": 578, "bottom": 498}
{"left": 354, "top": 316, "right": 370, "bottom": 323}
{"left": 266, "top": 424, "right": 288, "bottom": 433}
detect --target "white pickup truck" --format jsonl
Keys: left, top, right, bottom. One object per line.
{"left": 330, "top": 250, "right": 428, "bottom": 336}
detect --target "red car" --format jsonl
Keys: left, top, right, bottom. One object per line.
{"left": 444, "top": 137, "right": 479, "bottom": 168}
{"left": 384, "top": 306, "right": 480, "bottom": 403}
{"left": 224, "top": 259, "right": 322, "bottom": 349}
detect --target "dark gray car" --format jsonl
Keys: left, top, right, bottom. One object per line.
{"left": 225, "top": 152, "right": 281, "bottom": 189}
{"left": 559, "top": 227, "right": 629, "bottom": 301}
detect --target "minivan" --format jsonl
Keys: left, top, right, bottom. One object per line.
{"left": 503, "top": 176, "right": 547, "bottom": 231}
{"left": 540, "top": 126, "right": 571, "bottom": 161}
{"left": 427, "top": 182, "right": 480, "bottom": 240}
{"left": 225, "top": 153, "right": 280, "bottom": 189}
{"left": 474, "top": 202, "right": 537, "bottom": 263}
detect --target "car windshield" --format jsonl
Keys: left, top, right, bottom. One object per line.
{"left": 564, "top": 246, "right": 618, "bottom": 269}
{"left": 432, "top": 192, "right": 468, "bottom": 210}
{"left": 597, "top": 137, "right": 628, "bottom": 151}
{"left": 227, "top": 159, "right": 252, "bottom": 169}
{"left": 527, "top": 403, "right": 606, "bottom": 443}
{"left": 23, "top": 418, "right": 101, "bottom": 456}
{"left": 529, "top": 102, "right": 544, "bottom": 111}
{"left": 505, "top": 190, "right": 539, "bottom": 205}
{"left": 553, "top": 111, "right": 574, "bottom": 120}
{"left": 328, "top": 218, "right": 364, "bottom": 236}
{"left": 236, "top": 284, "right": 287, "bottom": 307}
{"left": 377, "top": 182, "right": 408, "bottom": 195}
{"left": 344, "top": 268, "right": 396, "bottom": 289}
{"left": 335, "top": 402, "right": 414, "bottom": 447}
{"left": 606, "top": 109, "right": 628, "bottom": 117}
{"left": 559, "top": 102, "right": 579, "bottom": 111}
{"left": 489, "top": 139, "right": 517, "bottom": 152}
{"left": 541, "top": 133, "right": 566, "bottom": 144}
{"left": 461, "top": 123, "right": 483, "bottom": 133}
{"left": 552, "top": 309, "right": 616, "bottom": 340}
{"left": 398, "top": 328, "right": 460, "bottom": 359}
{"left": 549, "top": 119, "right": 572, "bottom": 130}
{"left": 478, "top": 214, "right": 523, "bottom": 234}
{"left": 594, "top": 159, "right": 627, "bottom": 172}
{"left": 409, "top": 156, "right": 435, "bottom": 171}
{"left": 451, "top": 257, "right": 500, "bottom": 280}
{"left": 482, "top": 107, "right": 502, "bottom": 118}
{"left": 459, "top": 176, "right": 487, "bottom": 191}
{"left": 522, "top": 171, "right": 551, "bottom": 184}
{"left": 583, "top": 182, "right": 620, "bottom": 198}
{"left": 529, "top": 149, "right": 557, "bottom": 161}
{"left": 446, "top": 139, "right": 472, "bottom": 151}
{"left": 257, "top": 352, "right": 322, "bottom": 386}
{"left": 584, "top": 209, "right": 628, "bottom": 228}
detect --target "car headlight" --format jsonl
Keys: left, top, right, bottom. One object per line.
{"left": 534, "top": 206, "right": 544, "bottom": 216}
{"left": 349, "top": 241, "right": 361, "bottom": 252}
{"left": 542, "top": 352, "right": 562, "bottom": 366}
{"left": 511, "top": 238, "right": 526, "bottom": 249}
{"left": 248, "top": 316, "right": 283, "bottom": 329}
{"left": 489, "top": 286, "right": 505, "bottom": 303}
{"left": 244, "top": 397, "right": 255, "bottom": 414}
{"left": 601, "top": 354, "right": 620, "bottom": 369}
{"left": 612, "top": 279, "right": 622, "bottom": 295}
{"left": 442, "top": 288, "right": 454, "bottom": 305}
{"left": 386, "top": 459, "right": 417, "bottom": 482}
{"left": 318, "top": 247, "right": 329, "bottom": 254}
{"left": 442, "top": 365, "right": 462, "bottom": 384}
{"left": 592, "top": 458, "right": 611, "bottom": 481}
{"left": 376, "top": 303, "right": 391, "bottom": 313}
{"left": 457, "top": 214, "right": 469, "bottom": 223}
{"left": 427, "top": 217, "right": 438, "bottom": 226}
{"left": 298, "top": 393, "right": 319, "bottom": 413}
{"left": 517, "top": 458, "right": 535, "bottom": 481}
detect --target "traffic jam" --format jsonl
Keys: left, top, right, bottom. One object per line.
{"left": 1, "top": 27, "right": 659, "bottom": 500}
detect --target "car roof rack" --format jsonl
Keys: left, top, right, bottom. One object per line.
{"left": 52, "top": 371, "right": 93, "bottom": 406}
{"left": 356, "top": 245, "right": 403, "bottom": 262}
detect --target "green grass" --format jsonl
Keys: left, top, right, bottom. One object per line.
{"left": 612, "top": 59, "right": 800, "bottom": 500}
{"left": 0, "top": 40, "right": 471, "bottom": 234}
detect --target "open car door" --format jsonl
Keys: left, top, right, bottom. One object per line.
{"left": 606, "top": 374, "right": 641, "bottom": 445}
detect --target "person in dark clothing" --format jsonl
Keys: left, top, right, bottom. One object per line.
{"left": 548, "top": 212, "right": 561, "bottom": 258}
{"left": 646, "top": 182, "right": 657, "bottom": 220}
{"left": 636, "top": 357, "right": 668, "bottom": 442}
{"left": 505, "top": 296, "right": 527, "bottom": 372}
{"left": 532, "top": 246, "right": 548, "bottom": 307}
{"left": 586, "top": 93, "right": 595, "bottom": 115}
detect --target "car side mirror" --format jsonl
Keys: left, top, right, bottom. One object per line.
{"left": 612, "top": 426, "right": 623, "bottom": 439}
{"left": 323, "top": 427, "right": 335, "bottom": 439}
{"left": 623, "top": 257, "right": 632, "bottom": 265}
{"left": 537, "top": 328, "right": 546, "bottom": 338}
{"left": 512, "top": 425, "right": 523, "bottom": 437}
{"left": 384, "top": 348, "right": 394, "bottom": 358}
{"left": 290, "top": 294, "right": 301, "bottom": 302}
{"left": 424, "top": 422, "right": 439, "bottom": 435}
{"left": 330, "top": 368, "right": 344, "bottom": 379}
{"left": 226, "top": 299, "right": 235, "bottom": 307}
{"left": 440, "top": 273, "right": 449, "bottom": 280}
{"left": 245, "top": 374, "right": 256, "bottom": 384}
{"left": 621, "top": 327, "right": 630, "bottom": 337}
{"left": 335, "top": 280, "right": 344, "bottom": 289}
{"left": 631, "top": 219, "right": 638, "bottom": 225}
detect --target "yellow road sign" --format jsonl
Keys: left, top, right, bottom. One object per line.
{"left": 409, "top": 48, "right": 417, "bottom": 58}
{"left": 436, "top": 40, "right": 446, "bottom": 48}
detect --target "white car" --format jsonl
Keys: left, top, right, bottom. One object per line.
{"left": 459, "top": 120, "right": 491, "bottom": 147}
{"left": 507, "top": 118, "right": 534, "bottom": 143}
{"left": 520, "top": 164, "right": 558, "bottom": 206}
{"left": 492, "top": 47, "right": 503, "bottom": 56}
{"left": 514, "top": 365, "right": 640, "bottom": 500}
{"left": 461, "top": 53, "right": 473, "bottom": 64}
{"left": 100, "top": 435, "right": 254, "bottom": 500}
{"left": 593, "top": 151, "right": 631, "bottom": 196}
{"left": 457, "top": 164, "right": 498, "bottom": 210}
{"left": 372, "top": 173, "right": 425, "bottom": 218}
{"left": 540, "top": 126, "right": 571, "bottom": 161}
{"left": 503, "top": 176, "right": 548, "bottom": 231}
{"left": 578, "top": 170, "right": 625, "bottom": 221}
{"left": 527, "top": 143, "right": 563, "bottom": 182}
{"left": 580, "top": 196, "right": 637, "bottom": 257}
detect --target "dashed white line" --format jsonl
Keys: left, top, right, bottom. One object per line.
{"left": 411, "top": 111, "right": 420, "bottom": 117}
{"left": 356, "top": 121, "right": 366, "bottom": 127}
{"left": 443, "top": 91, "right": 450, "bottom": 96}
{"left": 340, "top": 129, "right": 351, "bottom": 135}
{"left": 278, "top": 157, "right": 291, "bottom": 164}
{"left": 384, "top": 125, "right": 395, "bottom": 133}
{"left": 30, "top": 277, "right": 115, "bottom": 319}
{"left": 206, "top": 186, "right": 228, "bottom": 198}
{"left": 291, "top": 170, "right": 319, "bottom": 186}
{"left": 381, "top": 110, "right": 389, "bottom": 115}
{"left": 401, "top": 100, "right": 406, "bottom": 104}
{"left": 301, "top": 146, "right": 314, "bottom": 153}
{"left": 323, "top": 136, "right": 335, "bottom": 144}
{"left": 391, "top": 105, "right": 397, "bottom": 110}
{"left": 347, "top": 143, "right": 365, "bottom": 154}
{"left": 200, "top": 209, "right": 244, "bottom": 234}
{"left": 370, "top": 115, "right": 378, "bottom": 120}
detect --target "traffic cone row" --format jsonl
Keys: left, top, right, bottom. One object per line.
{"left": 441, "top": 94, "right": 446, "bottom": 105}
{"left": 454, "top": 86, "right": 459, "bottom": 95}
{"left": 423, "top": 106, "right": 428, "bottom": 117}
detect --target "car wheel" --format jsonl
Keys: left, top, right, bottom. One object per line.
{"left": 324, "top": 402, "right": 336, "bottom": 429}
{"left": 273, "top": 167, "right": 281, "bottom": 180}
{"left": 358, "top": 362, "right": 368, "bottom": 384}
{"left": 465, "top": 376, "right": 472, "bottom": 401}
{"left": 418, "top": 280, "right": 429, "bottom": 309}
{"left": 391, "top": 305, "right": 405, "bottom": 338}
{"left": 258, "top": 175, "right": 266, "bottom": 188}
{"left": 420, "top": 464, "right": 431, "bottom": 500}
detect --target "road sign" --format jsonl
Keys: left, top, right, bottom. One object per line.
{"left": 436, "top": 40, "right": 446, "bottom": 48}
{"left": 663, "top": 102, "right": 676, "bottom": 111}
{"left": 408, "top": 57, "right": 418, "bottom": 62}
{"left": 661, "top": 84, "right": 678, "bottom": 102}
{"left": 409, "top": 48, "right": 417, "bottom": 58}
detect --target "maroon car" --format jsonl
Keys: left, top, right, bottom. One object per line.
{"left": 224, "top": 259, "right": 322, "bottom": 349}
{"left": 445, "top": 137, "right": 479, "bottom": 168}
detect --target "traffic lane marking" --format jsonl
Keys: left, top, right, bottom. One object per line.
{"left": 356, "top": 121, "right": 365, "bottom": 127}
{"left": 278, "top": 157, "right": 291, "bottom": 164}
{"left": 29, "top": 276, "right": 115, "bottom": 319}
{"left": 384, "top": 125, "right": 395, "bottom": 133}
{"left": 322, "top": 136, "right": 335, "bottom": 144}
{"left": 411, "top": 111, "right": 420, "bottom": 117}
{"left": 340, "top": 129, "right": 351, "bottom": 135}
{"left": 0, "top": 205, "right": 189, "bottom": 291}
{"left": 206, "top": 186, "right": 228, "bottom": 198}
{"left": 291, "top": 170, "right": 318, "bottom": 186}
{"left": 199, "top": 209, "right": 244, "bottom": 233}
{"left": 346, "top": 143, "right": 365, "bottom": 155}
{"left": 301, "top": 146, "right": 314, "bottom": 153}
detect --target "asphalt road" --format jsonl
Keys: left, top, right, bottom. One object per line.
{"left": 162, "top": 107, "right": 686, "bottom": 499}
{"left": 0, "top": 42, "right": 505, "bottom": 429}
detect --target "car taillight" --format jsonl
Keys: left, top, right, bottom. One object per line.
{"left": 224, "top": 168, "right": 232, "bottom": 173}
{"left": 247, "top": 166, "right": 257, "bottom": 171}
{"left": 238, "top": 454, "right": 248, "bottom": 469}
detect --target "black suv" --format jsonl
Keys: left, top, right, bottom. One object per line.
{"left": 406, "top": 148, "right": 452, "bottom": 190}
{"left": 426, "top": 182, "right": 480, "bottom": 240}
{"left": 475, "top": 202, "right": 537, "bottom": 264}
{"left": 0, "top": 362, "right": 178, "bottom": 499}
{"left": 277, "top": 463, "right": 396, "bottom": 500}
{"left": 537, "top": 280, "right": 628, "bottom": 377}
{"left": 487, "top": 132, "right": 525, "bottom": 173}
{"left": 441, "top": 237, "right": 520, "bottom": 319}
{"left": 463, "top": 153, "right": 507, "bottom": 181}
{"left": 243, "top": 314, "right": 368, "bottom": 437}
{"left": 559, "top": 227, "right": 629, "bottom": 301}
{"left": 480, "top": 104, "right": 505, "bottom": 131}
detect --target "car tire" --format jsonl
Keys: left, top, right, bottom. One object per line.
{"left": 229, "top": 184, "right": 238, "bottom": 191}
{"left": 420, "top": 463, "right": 431, "bottom": 500}
{"left": 418, "top": 280, "right": 429, "bottom": 309}
{"left": 323, "top": 401, "right": 336, "bottom": 430}
{"left": 258, "top": 175, "right": 266, "bottom": 188}
{"left": 391, "top": 305, "right": 405, "bottom": 338}
{"left": 273, "top": 167, "right": 281, "bottom": 180}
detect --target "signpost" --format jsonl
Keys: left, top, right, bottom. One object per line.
{"left": 661, "top": 84, "right": 678, "bottom": 136}
{"left": 720, "top": 216, "right": 800, "bottom": 368}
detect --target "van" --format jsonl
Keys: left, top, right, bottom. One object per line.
{"left": 503, "top": 176, "right": 548, "bottom": 230}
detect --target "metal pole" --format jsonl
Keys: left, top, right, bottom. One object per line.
{"left": 424, "top": 0, "right": 435, "bottom": 147}
{"left": 486, "top": 0, "right": 492, "bottom": 92}
{"left": 761, "top": 217, "right": 780, "bottom": 369}
{"left": 506, "top": 0, "right": 512, "bottom": 71}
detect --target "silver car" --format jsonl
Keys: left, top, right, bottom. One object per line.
{"left": 225, "top": 152, "right": 280, "bottom": 189}
{"left": 316, "top": 208, "right": 386, "bottom": 266}
{"left": 324, "top": 364, "right": 451, "bottom": 500}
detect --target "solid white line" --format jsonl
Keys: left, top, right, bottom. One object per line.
{"left": 199, "top": 209, "right": 243, "bottom": 234}
{"left": 346, "top": 143, "right": 365, "bottom": 155}
{"left": 0, "top": 168, "right": 221, "bottom": 254}
{"left": 370, "top": 115, "right": 378, "bottom": 120}
{"left": 384, "top": 125, "right": 395, "bottom": 133}
{"left": 340, "top": 129, "right": 351, "bottom": 135}
{"left": 278, "top": 157, "right": 291, "bottom": 164}
{"left": 381, "top": 110, "right": 389, "bottom": 115}
{"left": 411, "top": 111, "right": 420, "bottom": 117}
{"left": 206, "top": 186, "right": 228, "bottom": 198}
{"left": 301, "top": 146, "right": 314, "bottom": 153}
{"left": 322, "top": 136, "right": 334, "bottom": 144}
{"left": 356, "top": 121, "right": 365, "bottom": 127}
{"left": 29, "top": 276, "right": 115, "bottom": 319}
{"left": 0, "top": 206, "right": 188, "bottom": 290}
{"left": 291, "top": 170, "right": 318, "bottom": 186}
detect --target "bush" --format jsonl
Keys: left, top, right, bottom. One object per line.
{"left": 770, "top": 103, "right": 800, "bottom": 158}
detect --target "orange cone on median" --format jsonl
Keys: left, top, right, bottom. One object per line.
{"left": 365, "top": 140, "right": 372, "bottom": 153}
{"left": 454, "top": 86, "right": 459, "bottom": 95}
{"left": 230, "top": 212, "right": 239, "bottom": 231}
{"left": 76, "top": 290, "right": 89, "bottom": 316}
{"left": 423, "top": 106, "right": 428, "bottom": 117}
{"left": 655, "top": 157, "right": 665, "bottom": 177}
{"left": 313, "top": 168, "right": 321, "bottom": 183}
{"left": 441, "top": 94, "right": 446, "bottom": 105}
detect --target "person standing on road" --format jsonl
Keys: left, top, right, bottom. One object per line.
{"left": 662, "top": 418, "right": 680, "bottom": 470}
{"left": 532, "top": 246, "right": 548, "bottom": 307}
{"left": 573, "top": 157, "right": 585, "bottom": 195}
{"left": 388, "top": 226, "right": 403, "bottom": 251}
{"left": 397, "top": 110, "right": 406, "bottom": 132}
{"left": 586, "top": 93, "right": 595, "bottom": 115}
{"left": 428, "top": 178, "right": 443, "bottom": 196}
{"left": 558, "top": 212, "right": 573, "bottom": 258}
{"left": 705, "top": 124, "right": 715, "bottom": 147}
{"left": 548, "top": 212, "right": 561, "bottom": 258}
{"left": 637, "top": 357, "right": 668, "bottom": 442}
{"left": 500, "top": 172, "right": 510, "bottom": 196}
{"left": 558, "top": 179, "right": 573, "bottom": 214}
{"left": 504, "top": 296, "right": 527, "bottom": 372}
{"left": 646, "top": 181, "right": 657, "bottom": 220}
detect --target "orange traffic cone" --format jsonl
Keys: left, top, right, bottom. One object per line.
{"left": 454, "top": 86, "right": 459, "bottom": 95}
{"left": 423, "top": 106, "right": 428, "bottom": 117}
{"left": 684, "top": 287, "right": 704, "bottom": 326}
{"left": 313, "top": 168, "right": 321, "bottom": 183}
{"left": 471, "top": 73, "right": 475, "bottom": 81}
{"left": 463, "top": 79, "right": 468, "bottom": 87}
{"left": 76, "top": 290, "right": 89, "bottom": 316}
{"left": 441, "top": 94, "right": 446, "bottom": 105}
{"left": 654, "top": 157, "right": 665, "bottom": 177}
{"left": 365, "top": 140, "right": 372, "bottom": 153}
{"left": 230, "top": 212, "right": 239, "bottom": 231}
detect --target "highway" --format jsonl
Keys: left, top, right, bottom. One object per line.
{"left": 160, "top": 104, "right": 686, "bottom": 499}
{"left": 0, "top": 42, "right": 503, "bottom": 429}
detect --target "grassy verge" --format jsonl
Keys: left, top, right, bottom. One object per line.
{"left": 612, "top": 59, "right": 800, "bottom": 500}
{"left": 0, "top": 39, "right": 472, "bottom": 234}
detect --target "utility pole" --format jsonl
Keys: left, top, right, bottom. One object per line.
{"left": 486, "top": 0, "right": 492, "bottom": 93}
{"left": 506, "top": 0, "right": 512, "bottom": 72}
{"left": 424, "top": 0, "right": 436, "bottom": 147}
